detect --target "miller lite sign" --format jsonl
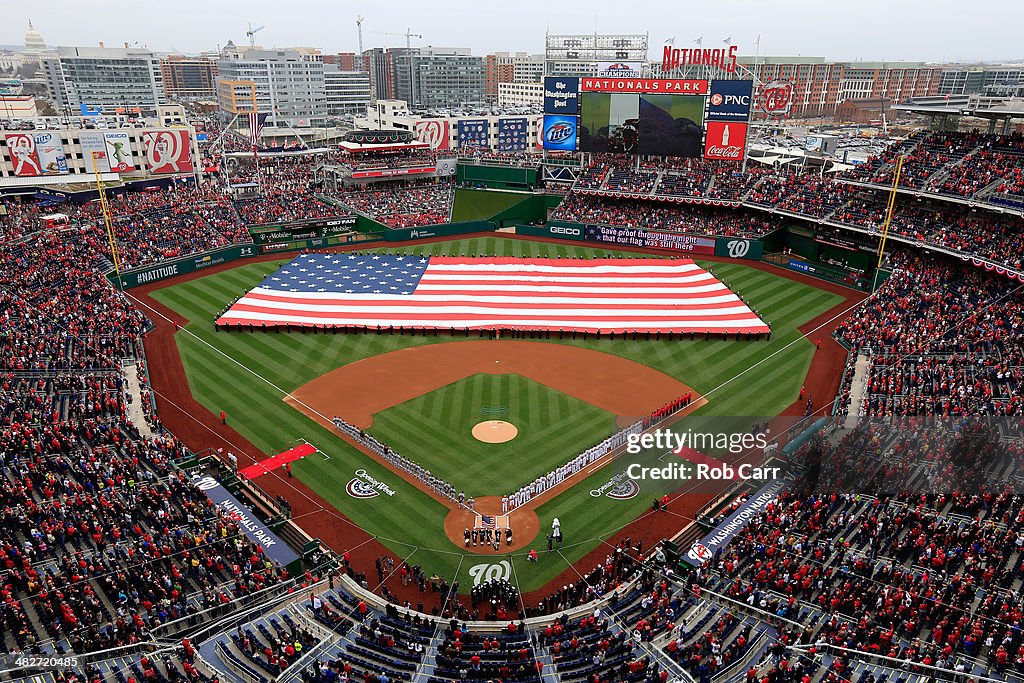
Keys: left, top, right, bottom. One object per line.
{"left": 761, "top": 80, "right": 795, "bottom": 116}
{"left": 703, "top": 121, "right": 747, "bottom": 161}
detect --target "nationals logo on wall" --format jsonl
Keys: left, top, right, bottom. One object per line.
{"left": 5, "top": 133, "right": 42, "bottom": 176}
{"left": 761, "top": 80, "right": 795, "bottom": 116}
{"left": 143, "top": 129, "right": 194, "bottom": 174}
{"left": 415, "top": 120, "right": 450, "bottom": 150}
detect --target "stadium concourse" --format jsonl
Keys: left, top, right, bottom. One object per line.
{"left": 1, "top": 129, "right": 1024, "bottom": 683}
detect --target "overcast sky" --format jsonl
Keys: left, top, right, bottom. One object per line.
{"left": 5, "top": 0, "right": 1022, "bottom": 64}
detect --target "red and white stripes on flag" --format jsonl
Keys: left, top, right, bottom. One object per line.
{"left": 216, "top": 255, "right": 770, "bottom": 335}
{"left": 248, "top": 112, "right": 268, "bottom": 148}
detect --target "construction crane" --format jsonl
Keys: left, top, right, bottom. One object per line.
{"left": 374, "top": 29, "right": 422, "bottom": 106}
{"left": 356, "top": 16, "right": 365, "bottom": 56}
{"left": 246, "top": 22, "right": 265, "bottom": 47}
{"left": 374, "top": 28, "right": 422, "bottom": 52}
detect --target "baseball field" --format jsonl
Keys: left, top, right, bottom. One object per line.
{"left": 149, "top": 235, "right": 843, "bottom": 592}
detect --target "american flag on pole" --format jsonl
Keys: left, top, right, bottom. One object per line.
{"left": 248, "top": 112, "right": 268, "bottom": 148}
{"left": 216, "top": 254, "right": 770, "bottom": 334}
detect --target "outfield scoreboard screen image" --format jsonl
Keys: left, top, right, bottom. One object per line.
{"left": 544, "top": 77, "right": 752, "bottom": 159}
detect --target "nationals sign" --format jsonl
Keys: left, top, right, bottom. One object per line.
{"left": 761, "top": 80, "right": 795, "bottom": 115}
{"left": 142, "top": 129, "right": 194, "bottom": 174}
{"left": 414, "top": 120, "right": 450, "bottom": 150}
{"left": 704, "top": 121, "right": 748, "bottom": 161}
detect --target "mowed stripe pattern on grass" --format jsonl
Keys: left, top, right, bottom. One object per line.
{"left": 149, "top": 237, "right": 842, "bottom": 591}
{"left": 368, "top": 373, "right": 616, "bottom": 495}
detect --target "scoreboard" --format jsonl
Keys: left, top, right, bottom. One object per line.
{"left": 541, "top": 76, "right": 753, "bottom": 160}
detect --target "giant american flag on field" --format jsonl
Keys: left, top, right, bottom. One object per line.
{"left": 215, "top": 254, "right": 770, "bottom": 334}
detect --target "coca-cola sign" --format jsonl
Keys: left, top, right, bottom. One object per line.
{"left": 703, "top": 121, "right": 747, "bottom": 161}
{"left": 761, "top": 80, "right": 795, "bottom": 115}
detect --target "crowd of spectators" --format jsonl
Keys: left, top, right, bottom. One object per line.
{"left": 338, "top": 182, "right": 454, "bottom": 228}
{"left": 0, "top": 221, "right": 309, "bottom": 656}
{"left": 551, "top": 194, "right": 782, "bottom": 238}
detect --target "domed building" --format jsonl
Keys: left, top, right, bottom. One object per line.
{"left": 24, "top": 20, "right": 47, "bottom": 56}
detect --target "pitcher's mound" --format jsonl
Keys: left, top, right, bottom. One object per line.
{"left": 472, "top": 420, "right": 518, "bottom": 444}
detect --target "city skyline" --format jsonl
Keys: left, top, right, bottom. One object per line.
{"left": 3, "top": 0, "right": 1024, "bottom": 64}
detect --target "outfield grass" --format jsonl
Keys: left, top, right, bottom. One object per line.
{"left": 369, "top": 373, "right": 616, "bottom": 495}
{"left": 150, "top": 236, "right": 843, "bottom": 590}
{"left": 450, "top": 188, "right": 529, "bottom": 222}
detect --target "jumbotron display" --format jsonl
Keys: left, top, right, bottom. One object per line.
{"left": 542, "top": 76, "right": 753, "bottom": 160}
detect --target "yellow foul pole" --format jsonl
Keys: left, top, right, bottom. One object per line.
{"left": 91, "top": 151, "right": 123, "bottom": 290}
{"left": 876, "top": 154, "right": 905, "bottom": 271}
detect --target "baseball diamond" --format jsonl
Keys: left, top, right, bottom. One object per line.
{"left": 7, "top": 31, "right": 1018, "bottom": 680}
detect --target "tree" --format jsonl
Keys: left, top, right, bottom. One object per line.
{"left": 35, "top": 99, "right": 57, "bottom": 116}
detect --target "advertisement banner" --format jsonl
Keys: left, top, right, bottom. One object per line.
{"left": 190, "top": 475, "right": 300, "bottom": 567}
{"left": 456, "top": 119, "right": 490, "bottom": 149}
{"left": 714, "top": 236, "right": 763, "bottom": 260}
{"left": 517, "top": 223, "right": 585, "bottom": 241}
{"left": 414, "top": 120, "right": 450, "bottom": 150}
{"left": 703, "top": 121, "right": 748, "bottom": 161}
{"left": 33, "top": 132, "right": 68, "bottom": 175}
{"left": 497, "top": 117, "right": 528, "bottom": 152}
{"left": 351, "top": 167, "right": 435, "bottom": 179}
{"left": 707, "top": 80, "right": 754, "bottom": 121}
{"left": 79, "top": 131, "right": 111, "bottom": 172}
{"left": 581, "top": 78, "right": 708, "bottom": 94}
{"left": 103, "top": 131, "right": 135, "bottom": 172}
{"left": 5, "top": 133, "right": 42, "bottom": 176}
{"left": 142, "top": 129, "right": 194, "bottom": 174}
{"left": 543, "top": 76, "right": 580, "bottom": 114}
{"left": 584, "top": 225, "right": 716, "bottom": 254}
{"left": 681, "top": 475, "right": 792, "bottom": 567}
{"left": 534, "top": 115, "right": 545, "bottom": 150}
{"left": 542, "top": 115, "right": 578, "bottom": 151}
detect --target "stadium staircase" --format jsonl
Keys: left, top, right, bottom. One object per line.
{"left": 842, "top": 352, "right": 872, "bottom": 427}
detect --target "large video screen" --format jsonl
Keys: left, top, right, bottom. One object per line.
{"left": 545, "top": 77, "right": 752, "bottom": 160}
{"left": 578, "top": 93, "right": 704, "bottom": 156}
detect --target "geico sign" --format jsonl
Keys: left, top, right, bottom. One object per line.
{"left": 550, "top": 226, "right": 581, "bottom": 236}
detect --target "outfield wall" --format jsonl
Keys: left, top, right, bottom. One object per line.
{"left": 109, "top": 221, "right": 497, "bottom": 289}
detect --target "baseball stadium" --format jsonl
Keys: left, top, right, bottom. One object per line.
{"left": 1, "top": 20, "right": 1023, "bottom": 683}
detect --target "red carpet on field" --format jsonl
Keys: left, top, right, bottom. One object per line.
{"left": 240, "top": 443, "right": 316, "bottom": 479}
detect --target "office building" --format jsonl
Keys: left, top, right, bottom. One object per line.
{"left": 42, "top": 45, "right": 165, "bottom": 115}
{"left": 161, "top": 55, "right": 218, "bottom": 100}
{"left": 393, "top": 47, "right": 484, "bottom": 109}
{"left": 324, "top": 65, "right": 371, "bottom": 115}
{"left": 216, "top": 49, "right": 326, "bottom": 127}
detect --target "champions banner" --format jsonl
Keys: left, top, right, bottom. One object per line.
{"left": 143, "top": 129, "right": 194, "bottom": 174}
{"left": 682, "top": 474, "right": 792, "bottom": 567}
{"left": 191, "top": 475, "right": 300, "bottom": 567}
{"left": 584, "top": 225, "right": 716, "bottom": 254}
